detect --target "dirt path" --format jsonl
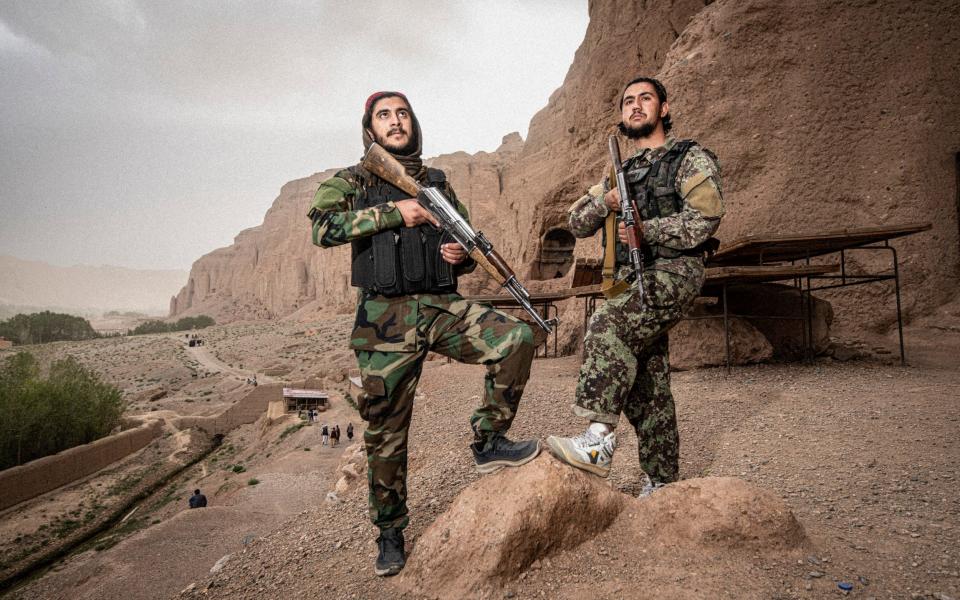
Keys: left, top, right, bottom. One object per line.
{"left": 185, "top": 342, "right": 275, "bottom": 384}
{"left": 9, "top": 396, "right": 360, "bottom": 600}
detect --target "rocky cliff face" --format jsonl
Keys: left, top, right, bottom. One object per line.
{"left": 168, "top": 135, "right": 525, "bottom": 323}
{"left": 172, "top": 0, "right": 960, "bottom": 338}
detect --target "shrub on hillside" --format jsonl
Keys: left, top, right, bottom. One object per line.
{"left": 0, "top": 311, "right": 99, "bottom": 345}
{"left": 0, "top": 352, "right": 124, "bottom": 470}
{"left": 129, "top": 315, "right": 215, "bottom": 336}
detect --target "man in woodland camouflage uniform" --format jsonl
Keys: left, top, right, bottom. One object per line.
{"left": 546, "top": 77, "right": 724, "bottom": 496}
{"left": 307, "top": 91, "right": 540, "bottom": 576}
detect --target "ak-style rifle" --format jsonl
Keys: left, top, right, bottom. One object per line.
{"left": 362, "top": 143, "right": 555, "bottom": 333}
{"left": 608, "top": 136, "right": 645, "bottom": 298}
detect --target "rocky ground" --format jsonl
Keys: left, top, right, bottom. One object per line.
{"left": 0, "top": 425, "right": 208, "bottom": 583}
{"left": 2, "top": 310, "right": 958, "bottom": 599}
{"left": 165, "top": 320, "right": 958, "bottom": 600}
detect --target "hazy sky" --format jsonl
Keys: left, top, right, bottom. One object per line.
{"left": 0, "top": 1, "right": 588, "bottom": 271}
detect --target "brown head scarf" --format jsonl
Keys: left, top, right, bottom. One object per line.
{"left": 362, "top": 91, "right": 424, "bottom": 177}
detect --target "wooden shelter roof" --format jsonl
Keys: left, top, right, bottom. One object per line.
{"left": 706, "top": 223, "right": 931, "bottom": 267}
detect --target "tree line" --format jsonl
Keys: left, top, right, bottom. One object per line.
{"left": 129, "top": 315, "right": 215, "bottom": 335}
{"left": 0, "top": 311, "right": 215, "bottom": 345}
{"left": 0, "top": 311, "right": 98, "bottom": 345}
{"left": 0, "top": 352, "right": 124, "bottom": 470}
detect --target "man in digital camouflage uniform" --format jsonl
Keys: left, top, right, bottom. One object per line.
{"left": 546, "top": 77, "right": 724, "bottom": 496}
{"left": 307, "top": 91, "right": 540, "bottom": 576}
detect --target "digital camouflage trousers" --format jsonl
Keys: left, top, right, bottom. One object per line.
{"left": 353, "top": 293, "right": 535, "bottom": 531}
{"left": 574, "top": 266, "right": 704, "bottom": 484}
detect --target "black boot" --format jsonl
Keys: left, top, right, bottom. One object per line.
{"left": 375, "top": 528, "right": 405, "bottom": 576}
{"left": 471, "top": 431, "right": 541, "bottom": 474}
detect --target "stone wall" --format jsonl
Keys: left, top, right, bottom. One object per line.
{"left": 0, "top": 419, "right": 163, "bottom": 512}
{"left": 0, "top": 385, "right": 283, "bottom": 512}
{"left": 173, "top": 384, "right": 281, "bottom": 437}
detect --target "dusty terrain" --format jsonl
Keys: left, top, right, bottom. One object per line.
{"left": 0, "top": 316, "right": 354, "bottom": 593}
{"left": 2, "top": 0, "right": 958, "bottom": 597}
{"left": 170, "top": 318, "right": 957, "bottom": 600}
{"left": 2, "top": 304, "right": 957, "bottom": 599}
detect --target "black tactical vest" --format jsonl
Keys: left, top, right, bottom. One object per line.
{"left": 603, "top": 140, "right": 710, "bottom": 267}
{"left": 349, "top": 167, "right": 457, "bottom": 296}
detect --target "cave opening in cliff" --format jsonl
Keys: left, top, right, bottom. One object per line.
{"left": 533, "top": 228, "right": 576, "bottom": 280}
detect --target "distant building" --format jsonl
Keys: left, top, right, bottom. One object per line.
{"left": 282, "top": 388, "right": 329, "bottom": 413}
{"left": 0, "top": 337, "right": 13, "bottom": 350}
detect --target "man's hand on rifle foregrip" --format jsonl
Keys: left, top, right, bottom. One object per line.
{"left": 617, "top": 220, "right": 645, "bottom": 245}
{"left": 394, "top": 198, "right": 439, "bottom": 227}
{"left": 440, "top": 243, "right": 467, "bottom": 265}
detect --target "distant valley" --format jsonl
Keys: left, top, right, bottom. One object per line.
{"left": 0, "top": 255, "right": 187, "bottom": 318}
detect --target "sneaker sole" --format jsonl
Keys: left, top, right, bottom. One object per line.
{"left": 374, "top": 564, "right": 404, "bottom": 577}
{"left": 474, "top": 440, "right": 542, "bottom": 474}
{"left": 544, "top": 437, "right": 611, "bottom": 477}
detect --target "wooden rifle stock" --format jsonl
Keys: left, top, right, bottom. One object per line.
{"left": 623, "top": 198, "right": 643, "bottom": 248}
{"left": 362, "top": 143, "right": 421, "bottom": 197}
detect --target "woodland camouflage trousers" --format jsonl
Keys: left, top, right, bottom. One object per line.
{"left": 353, "top": 293, "right": 535, "bottom": 531}
{"left": 574, "top": 267, "right": 704, "bottom": 484}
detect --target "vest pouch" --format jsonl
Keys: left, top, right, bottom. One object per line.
{"left": 428, "top": 229, "right": 455, "bottom": 287}
{"left": 634, "top": 189, "right": 660, "bottom": 221}
{"left": 350, "top": 170, "right": 460, "bottom": 295}
{"left": 371, "top": 230, "right": 402, "bottom": 294}
{"left": 652, "top": 185, "right": 683, "bottom": 218}
{"left": 398, "top": 227, "right": 426, "bottom": 293}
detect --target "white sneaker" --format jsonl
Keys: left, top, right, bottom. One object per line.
{"left": 637, "top": 481, "right": 666, "bottom": 498}
{"left": 545, "top": 429, "right": 617, "bottom": 477}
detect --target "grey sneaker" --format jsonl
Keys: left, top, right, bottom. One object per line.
{"left": 545, "top": 429, "right": 617, "bottom": 477}
{"left": 374, "top": 528, "right": 405, "bottom": 576}
{"left": 471, "top": 433, "right": 541, "bottom": 474}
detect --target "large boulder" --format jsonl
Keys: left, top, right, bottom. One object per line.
{"left": 670, "top": 312, "right": 774, "bottom": 369}
{"left": 396, "top": 454, "right": 626, "bottom": 598}
{"left": 639, "top": 477, "right": 807, "bottom": 551}
{"left": 398, "top": 455, "right": 807, "bottom": 599}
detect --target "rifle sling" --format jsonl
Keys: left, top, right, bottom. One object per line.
{"left": 601, "top": 164, "right": 633, "bottom": 299}
{"left": 601, "top": 211, "right": 618, "bottom": 296}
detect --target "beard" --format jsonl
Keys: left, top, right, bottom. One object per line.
{"left": 618, "top": 119, "right": 657, "bottom": 140}
{"left": 379, "top": 129, "right": 418, "bottom": 155}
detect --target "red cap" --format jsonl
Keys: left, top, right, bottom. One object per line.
{"left": 364, "top": 91, "right": 409, "bottom": 115}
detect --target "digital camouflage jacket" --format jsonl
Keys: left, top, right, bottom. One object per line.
{"left": 568, "top": 136, "right": 724, "bottom": 279}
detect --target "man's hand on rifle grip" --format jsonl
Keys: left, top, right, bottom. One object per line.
{"left": 394, "top": 199, "right": 439, "bottom": 228}
{"left": 603, "top": 187, "right": 621, "bottom": 212}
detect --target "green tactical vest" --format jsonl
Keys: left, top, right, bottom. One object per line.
{"left": 602, "top": 140, "right": 708, "bottom": 267}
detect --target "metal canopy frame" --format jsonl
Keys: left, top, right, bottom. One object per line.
{"left": 578, "top": 264, "right": 837, "bottom": 372}
{"left": 709, "top": 224, "right": 932, "bottom": 366}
